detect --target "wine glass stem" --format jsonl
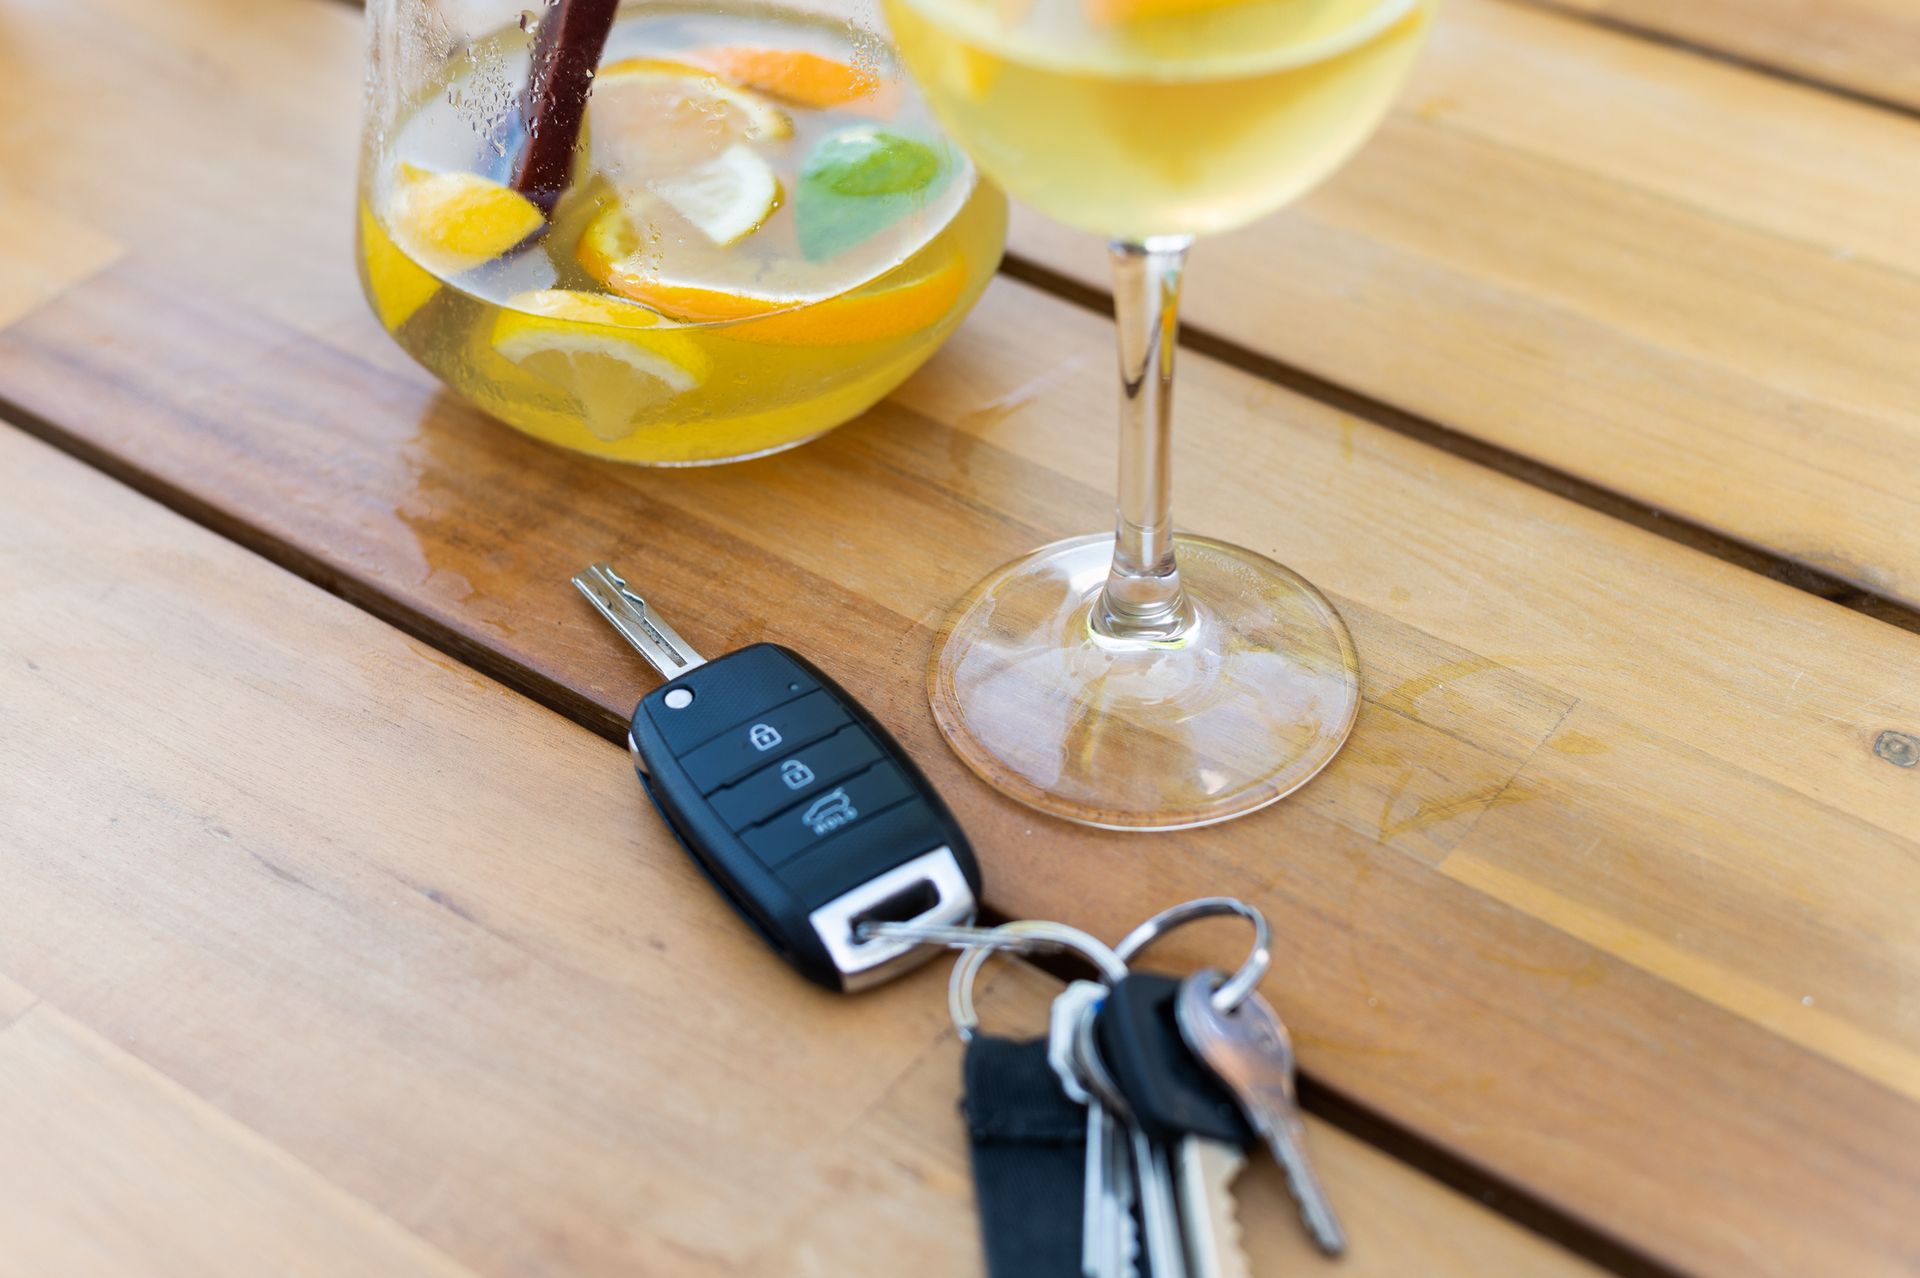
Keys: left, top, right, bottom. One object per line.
{"left": 1097, "top": 235, "right": 1197, "bottom": 643}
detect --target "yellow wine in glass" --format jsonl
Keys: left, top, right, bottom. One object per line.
{"left": 886, "top": 0, "right": 1433, "bottom": 828}
{"left": 885, "top": 0, "right": 1429, "bottom": 238}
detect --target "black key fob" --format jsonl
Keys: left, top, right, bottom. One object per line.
{"left": 630, "top": 643, "right": 980, "bottom": 992}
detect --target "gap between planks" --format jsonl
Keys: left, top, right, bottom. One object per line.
{"left": 0, "top": 402, "right": 1671, "bottom": 1278}
{"left": 995, "top": 251, "right": 1920, "bottom": 640}
{"left": 1498, "top": 0, "right": 1920, "bottom": 123}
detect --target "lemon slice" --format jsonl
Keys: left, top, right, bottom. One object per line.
{"left": 590, "top": 57, "right": 792, "bottom": 178}
{"left": 386, "top": 162, "right": 544, "bottom": 278}
{"left": 650, "top": 143, "right": 782, "bottom": 246}
{"left": 358, "top": 200, "right": 441, "bottom": 331}
{"left": 492, "top": 290, "right": 708, "bottom": 442}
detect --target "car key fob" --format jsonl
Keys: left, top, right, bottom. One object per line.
{"left": 575, "top": 564, "right": 980, "bottom": 992}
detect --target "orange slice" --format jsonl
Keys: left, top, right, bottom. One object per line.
{"left": 577, "top": 199, "right": 966, "bottom": 345}
{"left": 689, "top": 46, "right": 883, "bottom": 110}
{"left": 731, "top": 250, "right": 968, "bottom": 346}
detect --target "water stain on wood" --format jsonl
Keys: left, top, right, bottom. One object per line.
{"left": 1380, "top": 781, "right": 1536, "bottom": 842}
{"left": 1376, "top": 655, "right": 1508, "bottom": 720}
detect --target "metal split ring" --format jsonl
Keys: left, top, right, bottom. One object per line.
{"left": 948, "top": 920, "right": 1129, "bottom": 1041}
{"left": 1114, "top": 896, "right": 1271, "bottom": 1012}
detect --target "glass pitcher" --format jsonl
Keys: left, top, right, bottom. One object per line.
{"left": 357, "top": 0, "right": 1005, "bottom": 465}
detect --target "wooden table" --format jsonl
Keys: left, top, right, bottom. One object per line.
{"left": 1, "top": 0, "right": 1915, "bottom": 1274}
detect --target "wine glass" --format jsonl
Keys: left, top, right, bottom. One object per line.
{"left": 881, "top": 0, "right": 1433, "bottom": 827}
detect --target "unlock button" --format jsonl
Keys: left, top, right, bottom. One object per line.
{"left": 681, "top": 690, "right": 851, "bottom": 792}
{"left": 709, "top": 725, "right": 882, "bottom": 831}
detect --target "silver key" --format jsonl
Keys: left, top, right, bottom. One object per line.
{"left": 571, "top": 563, "right": 706, "bottom": 677}
{"left": 1074, "top": 1006, "right": 1186, "bottom": 1278}
{"left": 1176, "top": 970, "right": 1346, "bottom": 1255}
{"left": 1175, "top": 1139, "right": 1251, "bottom": 1278}
{"left": 1050, "top": 981, "right": 1135, "bottom": 1278}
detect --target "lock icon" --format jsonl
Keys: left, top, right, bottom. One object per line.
{"left": 748, "top": 723, "right": 782, "bottom": 751}
{"left": 779, "top": 759, "right": 815, "bottom": 790}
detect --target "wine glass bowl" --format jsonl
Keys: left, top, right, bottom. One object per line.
{"left": 884, "top": 0, "right": 1434, "bottom": 827}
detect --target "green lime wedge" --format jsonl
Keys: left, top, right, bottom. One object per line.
{"left": 796, "top": 127, "right": 953, "bottom": 262}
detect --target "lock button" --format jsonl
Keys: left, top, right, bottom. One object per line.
{"left": 709, "top": 725, "right": 883, "bottom": 832}
{"left": 680, "top": 690, "right": 853, "bottom": 792}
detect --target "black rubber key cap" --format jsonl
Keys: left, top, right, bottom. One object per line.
{"left": 709, "top": 724, "right": 883, "bottom": 831}
{"left": 1095, "top": 972, "right": 1255, "bottom": 1149}
{"left": 678, "top": 689, "right": 852, "bottom": 792}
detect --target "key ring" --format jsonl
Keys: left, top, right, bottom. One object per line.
{"left": 948, "top": 920, "right": 1129, "bottom": 1041}
{"left": 1113, "top": 896, "right": 1271, "bottom": 1012}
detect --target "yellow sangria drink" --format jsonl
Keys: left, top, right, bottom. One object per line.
{"left": 358, "top": 0, "right": 1006, "bottom": 465}
{"left": 882, "top": 0, "right": 1429, "bottom": 239}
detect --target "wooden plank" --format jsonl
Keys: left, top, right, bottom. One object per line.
{"left": 0, "top": 976, "right": 36, "bottom": 1030}
{"left": 2, "top": 0, "right": 1919, "bottom": 1273}
{"left": 0, "top": 1006, "right": 477, "bottom": 1278}
{"left": 1005, "top": 0, "right": 1920, "bottom": 609}
{"left": 1524, "top": 0, "right": 1920, "bottom": 112}
{"left": 0, "top": 193, "right": 123, "bottom": 330}
{"left": 0, "top": 426, "right": 1601, "bottom": 1278}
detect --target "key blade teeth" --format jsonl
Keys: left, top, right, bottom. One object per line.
{"left": 1184, "top": 1142, "right": 1252, "bottom": 1278}
{"left": 1267, "top": 1124, "right": 1346, "bottom": 1256}
{"left": 571, "top": 564, "right": 707, "bottom": 677}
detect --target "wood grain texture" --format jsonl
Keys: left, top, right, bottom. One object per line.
{"left": 1007, "top": 0, "right": 1920, "bottom": 609}
{"left": 3, "top": 0, "right": 1920, "bottom": 1274}
{"left": 0, "top": 427, "right": 1600, "bottom": 1278}
{"left": 1522, "top": 0, "right": 1920, "bottom": 111}
{"left": 0, "top": 192, "right": 122, "bottom": 330}
{"left": 0, "top": 1007, "right": 477, "bottom": 1278}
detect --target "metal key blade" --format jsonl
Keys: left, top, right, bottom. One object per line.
{"left": 1176, "top": 972, "right": 1346, "bottom": 1256}
{"left": 1106, "top": 1110, "right": 1140, "bottom": 1278}
{"left": 1134, "top": 1133, "right": 1188, "bottom": 1278}
{"left": 1049, "top": 982, "right": 1117, "bottom": 1278}
{"left": 1075, "top": 1010, "right": 1186, "bottom": 1278}
{"left": 1176, "top": 1140, "right": 1251, "bottom": 1278}
{"left": 572, "top": 564, "right": 707, "bottom": 677}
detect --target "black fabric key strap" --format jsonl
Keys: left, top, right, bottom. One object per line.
{"left": 962, "top": 1035, "right": 1087, "bottom": 1278}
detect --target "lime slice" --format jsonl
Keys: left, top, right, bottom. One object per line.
{"left": 794, "top": 127, "right": 951, "bottom": 261}
{"left": 492, "top": 290, "right": 708, "bottom": 442}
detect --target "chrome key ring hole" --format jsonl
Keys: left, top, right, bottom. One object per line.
{"left": 949, "top": 921, "right": 1129, "bottom": 1041}
{"left": 1113, "top": 896, "right": 1271, "bottom": 1012}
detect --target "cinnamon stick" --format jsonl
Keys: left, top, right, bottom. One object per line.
{"left": 509, "top": 0, "right": 620, "bottom": 215}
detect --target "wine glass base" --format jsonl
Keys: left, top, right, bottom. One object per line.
{"left": 928, "top": 533, "right": 1360, "bottom": 831}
